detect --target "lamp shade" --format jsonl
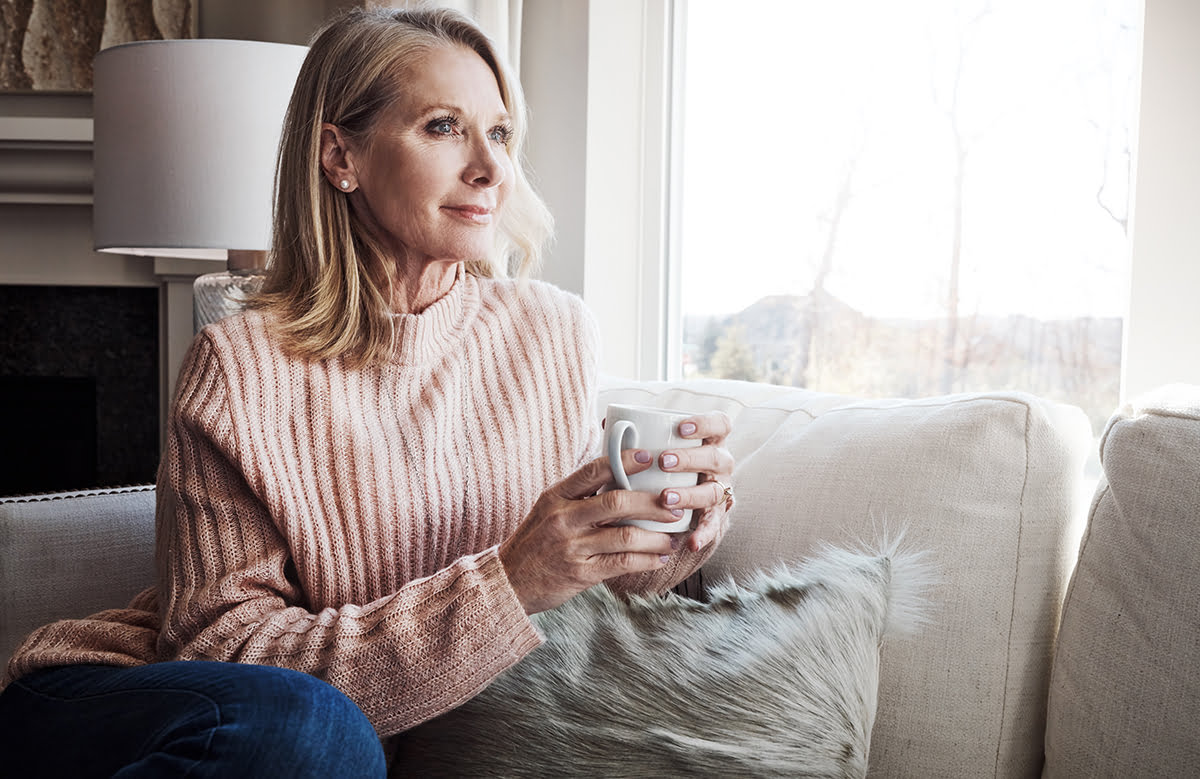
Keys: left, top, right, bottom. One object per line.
{"left": 93, "top": 39, "right": 308, "bottom": 259}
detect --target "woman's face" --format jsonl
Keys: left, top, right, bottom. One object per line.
{"left": 350, "top": 44, "right": 514, "bottom": 266}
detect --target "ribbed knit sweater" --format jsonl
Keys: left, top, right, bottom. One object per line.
{"left": 2, "top": 269, "right": 712, "bottom": 737}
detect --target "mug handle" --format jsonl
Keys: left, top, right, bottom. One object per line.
{"left": 606, "top": 419, "right": 638, "bottom": 490}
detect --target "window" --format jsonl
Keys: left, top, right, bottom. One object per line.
{"left": 673, "top": 0, "right": 1142, "bottom": 434}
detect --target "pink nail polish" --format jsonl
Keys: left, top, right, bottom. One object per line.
{"left": 664, "top": 491, "right": 680, "bottom": 505}
{"left": 661, "top": 453, "right": 678, "bottom": 469}
{"left": 671, "top": 509, "right": 684, "bottom": 518}
{"left": 680, "top": 422, "right": 697, "bottom": 436}
{"left": 634, "top": 450, "right": 651, "bottom": 464}
{"left": 659, "top": 555, "right": 671, "bottom": 564}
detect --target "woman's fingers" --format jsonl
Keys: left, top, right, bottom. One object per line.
{"left": 657, "top": 411, "right": 736, "bottom": 553}
{"left": 676, "top": 410, "right": 732, "bottom": 444}
{"left": 687, "top": 508, "right": 727, "bottom": 552}
{"left": 658, "top": 478, "right": 731, "bottom": 513}
{"left": 589, "top": 488, "right": 688, "bottom": 529}
{"left": 588, "top": 522, "right": 674, "bottom": 558}
{"left": 548, "top": 448, "right": 654, "bottom": 501}
{"left": 658, "top": 443, "right": 734, "bottom": 478}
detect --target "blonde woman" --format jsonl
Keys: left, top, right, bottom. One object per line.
{"left": 0, "top": 7, "right": 734, "bottom": 776}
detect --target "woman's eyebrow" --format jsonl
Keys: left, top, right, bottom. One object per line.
{"left": 417, "top": 103, "right": 511, "bottom": 123}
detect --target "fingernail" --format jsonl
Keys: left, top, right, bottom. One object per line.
{"left": 661, "top": 453, "right": 678, "bottom": 469}
{"left": 679, "top": 422, "right": 697, "bottom": 436}
{"left": 671, "top": 509, "right": 684, "bottom": 518}
{"left": 659, "top": 555, "right": 671, "bottom": 564}
{"left": 634, "top": 449, "right": 651, "bottom": 464}
{"left": 670, "top": 535, "right": 681, "bottom": 550}
{"left": 664, "top": 491, "right": 680, "bottom": 505}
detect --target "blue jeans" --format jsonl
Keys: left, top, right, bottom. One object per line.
{"left": 0, "top": 661, "right": 387, "bottom": 778}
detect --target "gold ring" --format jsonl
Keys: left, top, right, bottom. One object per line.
{"left": 712, "top": 479, "right": 735, "bottom": 510}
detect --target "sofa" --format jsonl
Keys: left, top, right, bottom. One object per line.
{"left": 3, "top": 376, "right": 1198, "bottom": 777}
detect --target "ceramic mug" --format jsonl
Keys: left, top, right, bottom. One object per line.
{"left": 604, "top": 403, "right": 702, "bottom": 533}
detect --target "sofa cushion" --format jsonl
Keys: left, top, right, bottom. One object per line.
{"left": 0, "top": 486, "right": 156, "bottom": 670}
{"left": 1044, "top": 384, "right": 1200, "bottom": 776}
{"left": 598, "top": 377, "right": 1093, "bottom": 778}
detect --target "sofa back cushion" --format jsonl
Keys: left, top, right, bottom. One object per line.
{"left": 0, "top": 486, "right": 156, "bottom": 670}
{"left": 1044, "top": 385, "right": 1200, "bottom": 776}
{"left": 598, "top": 377, "right": 1093, "bottom": 778}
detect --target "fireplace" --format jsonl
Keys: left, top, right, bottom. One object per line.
{"left": 1, "top": 94, "right": 211, "bottom": 497}
{"left": 0, "top": 285, "right": 159, "bottom": 495}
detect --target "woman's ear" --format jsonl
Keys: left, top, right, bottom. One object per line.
{"left": 320, "top": 123, "right": 358, "bottom": 193}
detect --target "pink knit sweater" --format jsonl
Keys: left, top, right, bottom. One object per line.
{"left": 4, "top": 270, "right": 711, "bottom": 737}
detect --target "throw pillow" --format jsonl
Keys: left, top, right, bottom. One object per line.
{"left": 399, "top": 542, "right": 932, "bottom": 778}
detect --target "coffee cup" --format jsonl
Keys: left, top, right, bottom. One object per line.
{"left": 604, "top": 403, "right": 702, "bottom": 533}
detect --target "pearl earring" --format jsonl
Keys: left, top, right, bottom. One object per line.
{"left": 340, "top": 180, "right": 350, "bottom": 190}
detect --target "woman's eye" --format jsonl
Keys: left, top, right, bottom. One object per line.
{"left": 428, "top": 117, "right": 458, "bottom": 135}
{"left": 489, "top": 126, "right": 513, "bottom": 145}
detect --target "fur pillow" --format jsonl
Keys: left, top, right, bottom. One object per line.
{"left": 400, "top": 543, "right": 932, "bottom": 778}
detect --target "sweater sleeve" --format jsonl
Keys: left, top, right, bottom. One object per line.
{"left": 156, "top": 333, "right": 543, "bottom": 737}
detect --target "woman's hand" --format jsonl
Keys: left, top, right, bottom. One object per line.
{"left": 499, "top": 411, "right": 735, "bottom": 614}
{"left": 499, "top": 449, "right": 686, "bottom": 615}
{"left": 658, "top": 411, "right": 735, "bottom": 552}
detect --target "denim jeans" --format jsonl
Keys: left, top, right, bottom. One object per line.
{"left": 0, "top": 661, "right": 387, "bottom": 778}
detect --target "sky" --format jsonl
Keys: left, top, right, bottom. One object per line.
{"left": 676, "top": 0, "right": 1143, "bottom": 320}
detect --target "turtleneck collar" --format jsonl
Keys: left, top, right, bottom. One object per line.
{"left": 389, "top": 263, "right": 480, "bottom": 365}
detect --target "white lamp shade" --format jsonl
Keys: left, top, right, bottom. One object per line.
{"left": 93, "top": 39, "right": 308, "bottom": 259}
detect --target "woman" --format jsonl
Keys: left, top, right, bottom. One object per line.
{"left": 0, "top": 7, "right": 734, "bottom": 776}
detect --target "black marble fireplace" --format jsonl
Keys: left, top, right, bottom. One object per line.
{"left": 0, "top": 285, "right": 159, "bottom": 496}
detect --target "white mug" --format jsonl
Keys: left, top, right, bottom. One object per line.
{"left": 604, "top": 403, "right": 702, "bottom": 533}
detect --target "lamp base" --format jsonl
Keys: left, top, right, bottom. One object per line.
{"left": 193, "top": 268, "right": 265, "bottom": 331}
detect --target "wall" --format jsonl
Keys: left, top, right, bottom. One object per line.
{"left": 521, "top": 0, "right": 589, "bottom": 297}
{"left": 522, "top": 0, "right": 674, "bottom": 379}
{"left": 199, "top": 0, "right": 354, "bottom": 43}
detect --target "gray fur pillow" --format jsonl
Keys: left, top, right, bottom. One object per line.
{"left": 400, "top": 543, "right": 931, "bottom": 778}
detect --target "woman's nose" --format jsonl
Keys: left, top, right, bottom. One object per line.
{"left": 463, "top": 138, "right": 507, "bottom": 188}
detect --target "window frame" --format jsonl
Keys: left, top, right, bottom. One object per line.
{"left": 523, "top": 0, "right": 1200, "bottom": 400}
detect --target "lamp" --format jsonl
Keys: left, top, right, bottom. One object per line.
{"left": 92, "top": 39, "right": 308, "bottom": 330}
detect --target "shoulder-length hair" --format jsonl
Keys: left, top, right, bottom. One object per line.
{"left": 250, "top": 6, "right": 553, "bottom": 366}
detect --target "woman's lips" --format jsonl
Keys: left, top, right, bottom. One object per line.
{"left": 443, "top": 205, "right": 493, "bottom": 224}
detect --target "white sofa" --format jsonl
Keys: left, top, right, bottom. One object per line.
{"left": 3, "top": 377, "right": 1198, "bottom": 777}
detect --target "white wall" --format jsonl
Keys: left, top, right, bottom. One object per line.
{"left": 522, "top": 0, "right": 672, "bottom": 380}
{"left": 1123, "top": 0, "right": 1200, "bottom": 400}
{"left": 521, "top": 0, "right": 589, "bottom": 297}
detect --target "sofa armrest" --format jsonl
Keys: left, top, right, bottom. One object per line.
{"left": 1045, "top": 385, "right": 1200, "bottom": 776}
{"left": 0, "top": 485, "right": 156, "bottom": 670}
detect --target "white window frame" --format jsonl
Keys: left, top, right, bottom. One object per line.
{"left": 1122, "top": 0, "right": 1200, "bottom": 400}
{"left": 523, "top": 0, "right": 677, "bottom": 380}
{"left": 524, "top": 0, "right": 1200, "bottom": 400}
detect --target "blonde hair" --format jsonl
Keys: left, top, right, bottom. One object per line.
{"left": 251, "top": 6, "right": 553, "bottom": 366}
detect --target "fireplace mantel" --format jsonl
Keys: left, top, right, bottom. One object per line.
{"left": 0, "top": 93, "right": 94, "bottom": 206}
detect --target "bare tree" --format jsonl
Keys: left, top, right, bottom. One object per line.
{"left": 792, "top": 147, "right": 861, "bottom": 388}
{"left": 929, "top": 1, "right": 992, "bottom": 394}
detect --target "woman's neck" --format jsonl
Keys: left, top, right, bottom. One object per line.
{"left": 389, "top": 259, "right": 461, "bottom": 314}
